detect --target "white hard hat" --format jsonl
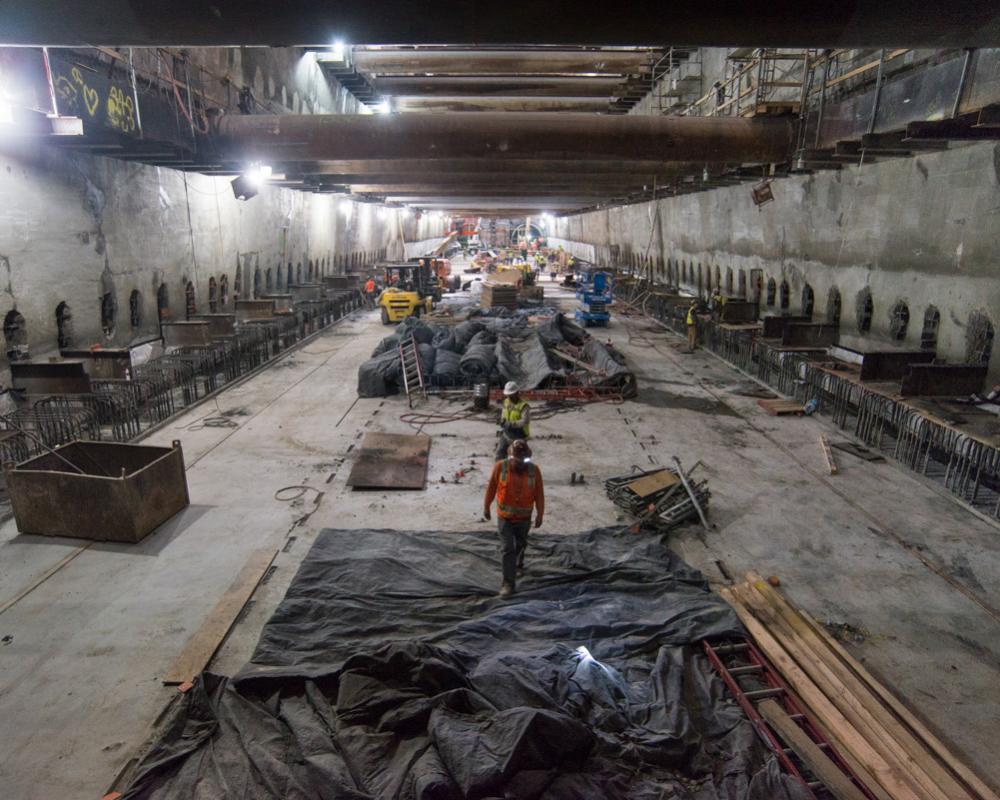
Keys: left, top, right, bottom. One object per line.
{"left": 503, "top": 381, "right": 519, "bottom": 396}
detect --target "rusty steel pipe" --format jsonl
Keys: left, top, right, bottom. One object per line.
{"left": 211, "top": 113, "right": 794, "bottom": 165}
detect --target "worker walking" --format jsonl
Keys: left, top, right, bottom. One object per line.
{"left": 483, "top": 439, "right": 544, "bottom": 597}
{"left": 496, "top": 381, "right": 530, "bottom": 461}
{"left": 364, "top": 277, "right": 377, "bottom": 306}
{"left": 687, "top": 300, "right": 699, "bottom": 352}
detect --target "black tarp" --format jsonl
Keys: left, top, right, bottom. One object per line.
{"left": 121, "top": 528, "right": 809, "bottom": 800}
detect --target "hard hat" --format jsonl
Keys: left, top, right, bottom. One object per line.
{"left": 503, "top": 381, "right": 519, "bottom": 396}
{"left": 509, "top": 439, "right": 532, "bottom": 460}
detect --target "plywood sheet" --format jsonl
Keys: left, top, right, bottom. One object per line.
{"left": 626, "top": 469, "right": 679, "bottom": 498}
{"left": 346, "top": 433, "right": 431, "bottom": 490}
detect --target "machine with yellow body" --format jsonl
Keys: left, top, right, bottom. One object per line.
{"left": 377, "top": 263, "right": 435, "bottom": 324}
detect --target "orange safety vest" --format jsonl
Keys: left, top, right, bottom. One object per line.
{"left": 365, "top": 279, "right": 375, "bottom": 293}
{"left": 497, "top": 460, "right": 537, "bottom": 520}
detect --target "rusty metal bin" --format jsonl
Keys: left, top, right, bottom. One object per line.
{"left": 5, "top": 440, "right": 190, "bottom": 543}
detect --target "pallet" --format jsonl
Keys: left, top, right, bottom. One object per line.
{"left": 757, "top": 398, "right": 805, "bottom": 416}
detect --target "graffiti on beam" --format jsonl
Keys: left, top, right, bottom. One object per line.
{"left": 52, "top": 61, "right": 137, "bottom": 135}
{"left": 106, "top": 86, "right": 136, "bottom": 134}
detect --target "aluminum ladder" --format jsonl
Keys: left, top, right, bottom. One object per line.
{"left": 398, "top": 333, "right": 427, "bottom": 407}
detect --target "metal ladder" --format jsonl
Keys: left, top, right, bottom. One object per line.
{"left": 703, "top": 639, "right": 879, "bottom": 799}
{"left": 398, "top": 333, "right": 427, "bottom": 407}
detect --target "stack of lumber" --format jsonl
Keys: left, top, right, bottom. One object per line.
{"left": 520, "top": 285, "right": 545, "bottom": 301}
{"left": 721, "top": 573, "right": 999, "bottom": 800}
{"left": 481, "top": 282, "right": 518, "bottom": 310}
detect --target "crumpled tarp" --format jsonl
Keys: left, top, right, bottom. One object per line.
{"left": 121, "top": 528, "right": 810, "bottom": 800}
{"left": 357, "top": 311, "right": 637, "bottom": 397}
{"left": 459, "top": 342, "right": 498, "bottom": 380}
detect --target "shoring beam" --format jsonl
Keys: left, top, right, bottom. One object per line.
{"left": 392, "top": 96, "right": 610, "bottom": 112}
{"left": 1, "top": 2, "right": 998, "bottom": 47}
{"left": 211, "top": 113, "right": 794, "bottom": 165}
{"left": 319, "top": 172, "right": 682, "bottom": 185}
{"left": 371, "top": 76, "right": 629, "bottom": 98}
{"left": 250, "top": 158, "right": 713, "bottom": 175}
{"left": 353, "top": 49, "right": 654, "bottom": 75}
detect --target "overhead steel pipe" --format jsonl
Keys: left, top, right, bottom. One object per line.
{"left": 211, "top": 113, "right": 794, "bottom": 166}
{"left": 292, "top": 159, "right": 711, "bottom": 175}
{"left": 372, "top": 76, "right": 628, "bottom": 98}
{"left": 352, "top": 49, "right": 654, "bottom": 76}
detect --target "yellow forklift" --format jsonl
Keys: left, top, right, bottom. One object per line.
{"left": 377, "top": 262, "right": 436, "bottom": 324}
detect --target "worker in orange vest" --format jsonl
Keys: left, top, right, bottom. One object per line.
{"left": 483, "top": 439, "right": 545, "bottom": 597}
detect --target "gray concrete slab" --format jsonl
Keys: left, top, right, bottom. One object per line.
{"left": 0, "top": 274, "right": 997, "bottom": 798}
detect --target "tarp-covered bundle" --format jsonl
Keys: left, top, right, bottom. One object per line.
{"left": 357, "top": 312, "right": 635, "bottom": 397}
{"left": 121, "top": 527, "right": 810, "bottom": 800}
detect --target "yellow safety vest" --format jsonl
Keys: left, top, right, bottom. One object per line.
{"left": 687, "top": 308, "right": 696, "bottom": 326}
{"left": 501, "top": 398, "right": 531, "bottom": 437}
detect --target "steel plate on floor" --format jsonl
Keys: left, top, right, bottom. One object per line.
{"left": 346, "top": 432, "right": 431, "bottom": 490}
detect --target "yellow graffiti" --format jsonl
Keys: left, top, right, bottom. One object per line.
{"left": 55, "top": 67, "right": 99, "bottom": 117}
{"left": 106, "top": 85, "right": 136, "bottom": 133}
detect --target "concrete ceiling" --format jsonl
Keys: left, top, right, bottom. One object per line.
{"left": 2, "top": 1, "right": 999, "bottom": 47}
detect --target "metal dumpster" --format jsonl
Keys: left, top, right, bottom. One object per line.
{"left": 5, "top": 440, "right": 190, "bottom": 542}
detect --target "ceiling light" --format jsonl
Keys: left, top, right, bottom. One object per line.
{"left": 372, "top": 98, "right": 392, "bottom": 115}
{"left": 242, "top": 162, "right": 273, "bottom": 190}
{"left": 330, "top": 40, "right": 346, "bottom": 61}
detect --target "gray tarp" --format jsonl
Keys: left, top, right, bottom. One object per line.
{"left": 121, "top": 527, "right": 810, "bottom": 800}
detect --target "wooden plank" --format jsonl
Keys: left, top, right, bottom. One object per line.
{"left": 757, "top": 398, "right": 805, "bottom": 416}
{"left": 737, "top": 581, "right": 955, "bottom": 800}
{"left": 820, "top": 434, "right": 839, "bottom": 475}
{"left": 721, "top": 585, "right": 929, "bottom": 800}
{"left": 162, "top": 548, "right": 277, "bottom": 685}
{"left": 751, "top": 578, "right": 988, "bottom": 800}
{"left": 346, "top": 432, "right": 432, "bottom": 490}
{"left": 626, "top": 469, "right": 679, "bottom": 498}
{"left": 758, "top": 699, "right": 868, "bottom": 800}
{"left": 765, "top": 582, "right": 1000, "bottom": 800}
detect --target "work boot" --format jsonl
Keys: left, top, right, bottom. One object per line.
{"left": 499, "top": 582, "right": 514, "bottom": 597}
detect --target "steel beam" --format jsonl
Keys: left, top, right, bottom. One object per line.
{"left": 392, "top": 96, "right": 610, "bottom": 113}
{"left": 371, "top": 76, "right": 627, "bottom": 97}
{"left": 266, "top": 159, "right": 711, "bottom": 175}
{"left": 348, "top": 181, "right": 659, "bottom": 193}
{"left": 1, "top": 2, "right": 998, "bottom": 47}
{"left": 211, "top": 113, "right": 794, "bottom": 165}
{"left": 318, "top": 172, "right": 678, "bottom": 185}
{"left": 353, "top": 49, "right": 654, "bottom": 75}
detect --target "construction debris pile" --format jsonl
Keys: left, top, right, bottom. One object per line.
{"left": 605, "top": 460, "right": 711, "bottom": 531}
{"left": 119, "top": 527, "right": 811, "bottom": 800}
{"left": 357, "top": 311, "right": 635, "bottom": 397}
{"left": 722, "top": 573, "right": 999, "bottom": 800}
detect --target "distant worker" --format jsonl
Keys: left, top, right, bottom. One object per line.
{"left": 496, "top": 381, "right": 530, "bottom": 461}
{"left": 364, "top": 277, "right": 376, "bottom": 304}
{"left": 483, "top": 439, "right": 544, "bottom": 597}
{"left": 687, "top": 299, "right": 699, "bottom": 352}
{"left": 710, "top": 288, "right": 724, "bottom": 317}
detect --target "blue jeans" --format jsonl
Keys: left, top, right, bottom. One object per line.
{"left": 497, "top": 517, "right": 530, "bottom": 588}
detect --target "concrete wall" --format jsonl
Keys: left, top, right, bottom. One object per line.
{"left": 0, "top": 46, "right": 403, "bottom": 371}
{"left": 0, "top": 140, "right": 401, "bottom": 362}
{"left": 553, "top": 140, "right": 1000, "bottom": 380}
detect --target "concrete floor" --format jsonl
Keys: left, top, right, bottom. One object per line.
{"left": 0, "top": 269, "right": 998, "bottom": 799}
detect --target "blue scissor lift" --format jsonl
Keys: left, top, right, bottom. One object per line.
{"left": 575, "top": 270, "right": 613, "bottom": 326}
